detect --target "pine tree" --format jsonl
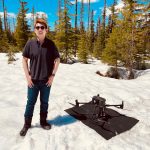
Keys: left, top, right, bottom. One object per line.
{"left": 0, "top": 31, "right": 9, "bottom": 52}
{"left": 14, "top": 1, "right": 30, "bottom": 50}
{"left": 96, "top": 17, "right": 100, "bottom": 38}
{"left": 107, "top": 15, "right": 112, "bottom": 35}
{"left": 78, "top": 29, "right": 88, "bottom": 63}
{"left": 80, "top": 0, "right": 84, "bottom": 32}
{"left": 88, "top": 0, "right": 91, "bottom": 30}
{"left": 87, "top": 9, "right": 95, "bottom": 54}
{"left": 0, "top": 16, "right": 3, "bottom": 40}
{"left": 77, "top": 0, "right": 88, "bottom": 63}
{"left": 121, "top": 0, "right": 141, "bottom": 78}
{"left": 93, "top": 36, "right": 101, "bottom": 58}
{"left": 47, "top": 25, "right": 55, "bottom": 41}
{"left": 28, "top": 6, "right": 35, "bottom": 39}
{"left": 58, "top": 0, "right": 62, "bottom": 25}
{"left": 2, "top": 0, "right": 7, "bottom": 31}
{"left": 109, "top": 0, "right": 117, "bottom": 33}
{"left": 7, "top": 44, "right": 16, "bottom": 64}
{"left": 94, "top": 23, "right": 105, "bottom": 58}
{"left": 102, "top": 0, "right": 149, "bottom": 76}
{"left": 31, "top": 6, "right": 35, "bottom": 31}
{"left": 74, "top": 0, "right": 78, "bottom": 57}
{"left": 102, "top": 0, "right": 106, "bottom": 29}
{"left": 55, "top": 0, "right": 74, "bottom": 63}
{"left": 103, "top": 0, "right": 141, "bottom": 78}
{"left": 94, "top": 32, "right": 104, "bottom": 58}
{"left": 94, "top": 0, "right": 106, "bottom": 58}
{"left": 0, "top": 16, "right": 4, "bottom": 52}
{"left": 102, "top": 26, "right": 121, "bottom": 68}
{"left": 101, "top": 0, "right": 106, "bottom": 50}
{"left": 136, "top": 1, "right": 150, "bottom": 69}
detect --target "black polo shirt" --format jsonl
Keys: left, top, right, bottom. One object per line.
{"left": 22, "top": 37, "right": 60, "bottom": 81}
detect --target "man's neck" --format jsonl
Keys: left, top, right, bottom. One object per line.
{"left": 37, "top": 37, "right": 45, "bottom": 44}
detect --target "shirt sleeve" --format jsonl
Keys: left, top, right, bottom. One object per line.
{"left": 52, "top": 42, "right": 60, "bottom": 59}
{"left": 22, "top": 40, "right": 31, "bottom": 58}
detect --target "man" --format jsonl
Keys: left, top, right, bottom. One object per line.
{"left": 20, "top": 18, "right": 60, "bottom": 136}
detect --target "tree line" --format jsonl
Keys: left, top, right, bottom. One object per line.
{"left": 0, "top": 0, "right": 149, "bottom": 75}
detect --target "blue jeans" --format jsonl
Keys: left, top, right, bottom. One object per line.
{"left": 24, "top": 80, "right": 51, "bottom": 118}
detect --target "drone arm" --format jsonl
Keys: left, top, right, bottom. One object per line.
{"left": 105, "top": 101, "right": 124, "bottom": 109}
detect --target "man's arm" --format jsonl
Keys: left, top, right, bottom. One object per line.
{"left": 46, "top": 58, "right": 60, "bottom": 87}
{"left": 22, "top": 57, "right": 34, "bottom": 88}
{"left": 52, "top": 58, "right": 60, "bottom": 75}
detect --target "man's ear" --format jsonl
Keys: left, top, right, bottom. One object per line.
{"left": 46, "top": 29, "right": 48, "bottom": 33}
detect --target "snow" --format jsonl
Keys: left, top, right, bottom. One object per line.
{"left": 0, "top": 53, "right": 150, "bottom": 150}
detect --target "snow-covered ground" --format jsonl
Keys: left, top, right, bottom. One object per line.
{"left": 0, "top": 53, "right": 150, "bottom": 150}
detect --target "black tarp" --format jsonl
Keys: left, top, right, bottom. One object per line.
{"left": 65, "top": 102, "right": 139, "bottom": 140}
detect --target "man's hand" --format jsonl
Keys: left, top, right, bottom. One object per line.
{"left": 27, "top": 75, "right": 34, "bottom": 88}
{"left": 46, "top": 75, "right": 54, "bottom": 87}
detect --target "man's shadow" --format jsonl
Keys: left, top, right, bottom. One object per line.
{"left": 47, "top": 115, "right": 77, "bottom": 126}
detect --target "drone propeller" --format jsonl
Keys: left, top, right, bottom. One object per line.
{"left": 68, "top": 102, "right": 76, "bottom": 107}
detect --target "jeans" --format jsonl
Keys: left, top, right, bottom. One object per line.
{"left": 24, "top": 80, "right": 51, "bottom": 118}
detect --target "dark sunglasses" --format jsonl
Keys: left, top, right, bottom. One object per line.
{"left": 35, "top": 26, "right": 45, "bottom": 30}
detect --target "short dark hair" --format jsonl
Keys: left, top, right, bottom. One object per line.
{"left": 34, "top": 18, "right": 48, "bottom": 29}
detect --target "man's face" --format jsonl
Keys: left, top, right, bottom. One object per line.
{"left": 34, "top": 23, "right": 47, "bottom": 38}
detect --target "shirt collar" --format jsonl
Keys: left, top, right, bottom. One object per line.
{"left": 36, "top": 37, "right": 48, "bottom": 45}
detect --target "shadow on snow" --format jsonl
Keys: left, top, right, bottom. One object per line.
{"left": 47, "top": 115, "right": 77, "bottom": 126}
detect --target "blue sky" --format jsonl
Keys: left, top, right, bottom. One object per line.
{"left": 0, "top": 0, "right": 123, "bottom": 30}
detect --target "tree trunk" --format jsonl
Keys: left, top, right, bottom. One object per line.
{"left": 2, "top": 0, "right": 7, "bottom": 30}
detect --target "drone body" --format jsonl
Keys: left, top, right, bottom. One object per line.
{"left": 75, "top": 94, "right": 124, "bottom": 121}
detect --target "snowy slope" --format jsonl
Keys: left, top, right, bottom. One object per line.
{"left": 0, "top": 53, "right": 150, "bottom": 150}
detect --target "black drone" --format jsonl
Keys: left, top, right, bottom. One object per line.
{"left": 74, "top": 94, "right": 124, "bottom": 121}
{"left": 68, "top": 95, "right": 138, "bottom": 138}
